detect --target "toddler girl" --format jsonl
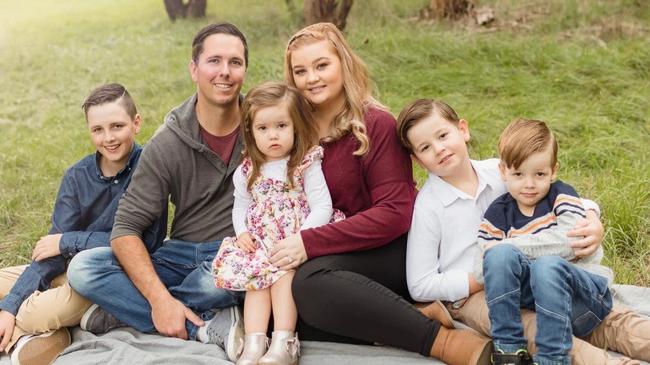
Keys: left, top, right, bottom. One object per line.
{"left": 212, "top": 81, "right": 342, "bottom": 365}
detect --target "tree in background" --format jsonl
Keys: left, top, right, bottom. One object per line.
{"left": 303, "top": 0, "right": 354, "bottom": 30}
{"left": 164, "top": 0, "right": 206, "bottom": 21}
{"left": 426, "top": 0, "right": 475, "bottom": 19}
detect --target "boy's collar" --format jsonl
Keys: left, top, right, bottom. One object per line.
{"left": 429, "top": 159, "right": 499, "bottom": 206}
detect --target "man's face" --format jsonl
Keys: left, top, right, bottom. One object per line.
{"left": 190, "top": 33, "right": 246, "bottom": 107}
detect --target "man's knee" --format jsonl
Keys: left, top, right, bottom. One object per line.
{"left": 67, "top": 247, "right": 115, "bottom": 294}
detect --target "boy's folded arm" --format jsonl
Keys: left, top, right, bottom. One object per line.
{"left": 500, "top": 204, "right": 584, "bottom": 260}
{"left": 58, "top": 231, "right": 112, "bottom": 258}
{"left": 407, "top": 205, "right": 469, "bottom": 302}
{"left": 0, "top": 256, "right": 67, "bottom": 316}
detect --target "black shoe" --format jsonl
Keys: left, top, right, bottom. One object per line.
{"left": 491, "top": 349, "right": 534, "bottom": 365}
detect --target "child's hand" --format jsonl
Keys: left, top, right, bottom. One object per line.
{"left": 0, "top": 310, "right": 16, "bottom": 352}
{"left": 32, "top": 233, "right": 63, "bottom": 261}
{"left": 235, "top": 232, "right": 256, "bottom": 252}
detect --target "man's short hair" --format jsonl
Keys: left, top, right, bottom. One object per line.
{"left": 498, "top": 118, "right": 558, "bottom": 169}
{"left": 81, "top": 83, "right": 137, "bottom": 120}
{"left": 192, "top": 22, "right": 248, "bottom": 66}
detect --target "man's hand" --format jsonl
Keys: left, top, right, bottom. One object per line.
{"left": 150, "top": 294, "right": 204, "bottom": 340}
{"left": 0, "top": 310, "right": 16, "bottom": 352}
{"left": 235, "top": 232, "right": 256, "bottom": 252}
{"left": 32, "top": 233, "right": 63, "bottom": 261}
{"left": 568, "top": 210, "right": 604, "bottom": 258}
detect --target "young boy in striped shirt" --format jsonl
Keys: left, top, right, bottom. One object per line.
{"left": 477, "top": 118, "right": 612, "bottom": 365}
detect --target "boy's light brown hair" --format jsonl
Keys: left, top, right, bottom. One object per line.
{"left": 396, "top": 98, "right": 460, "bottom": 152}
{"left": 498, "top": 118, "right": 558, "bottom": 169}
{"left": 81, "top": 83, "right": 137, "bottom": 120}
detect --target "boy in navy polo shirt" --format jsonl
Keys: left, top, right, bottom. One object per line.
{"left": 0, "top": 83, "right": 166, "bottom": 365}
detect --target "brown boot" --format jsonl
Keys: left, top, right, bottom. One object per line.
{"left": 416, "top": 301, "right": 455, "bottom": 328}
{"left": 429, "top": 326, "right": 492, "bottom": 365}
{"left": 584, "top": 306, "right": 650, "bottom": 362}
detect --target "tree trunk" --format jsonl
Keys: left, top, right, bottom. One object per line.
{"left": 163, "top": 0, "right": 206, "bottom": 21}
{"left": 429, "top": 0, "right": 474, "bottom": 19}
{"left": 304, "top": 0, "right": 354, "bottom": 31}
{"left": 187, "top": 0, "right": 206, "bottom": 18}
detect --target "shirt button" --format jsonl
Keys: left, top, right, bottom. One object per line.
{"left": 114, "top": 179, "right": 119, "bottom": 184}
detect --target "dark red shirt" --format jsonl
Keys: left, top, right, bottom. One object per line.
{"left": 200, "top": 125, "right": 240, "bottom": 164}
{"left": 301, "top": 107, "right": 417, "bottom": 258}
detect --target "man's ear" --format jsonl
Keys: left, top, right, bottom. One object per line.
{"left": 189, "top": 60, "right": 198, "bottom": 83}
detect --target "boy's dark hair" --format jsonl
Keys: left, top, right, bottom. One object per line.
{"left": 192, "top": 22, "right": 248, "bottom": 66}
{"left": 498, "top": 118, "right": 558, "bottom": 169}
{"left": 396, "top": 98, "right": 460, "bottom": 152}
{"left": 81, "top": 83, "right": 137, "bottom": 120}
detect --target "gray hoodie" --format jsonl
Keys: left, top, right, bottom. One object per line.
{"left": 111, "top": 94, "right": 243, "bottom": 244}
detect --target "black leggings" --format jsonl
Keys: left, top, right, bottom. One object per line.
{"left": 292, "top": 234, "right": 440, "bottom": 356}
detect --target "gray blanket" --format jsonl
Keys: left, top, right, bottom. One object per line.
{"left": 4, "top": 284, "right": 648, "bottom": 365}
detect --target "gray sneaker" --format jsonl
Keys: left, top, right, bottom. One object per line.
{"left": 205, "top": 306, "right": 244, "bottom": 361}
{"left": 79, "top": 304, "right": 126, "bottom": 334}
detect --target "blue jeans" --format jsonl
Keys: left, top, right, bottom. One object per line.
{"left": 483, "top": 244, "right": 612, "bottom": 365}
{"left": 67, "top": 239, "right": 241, "bottom": 340}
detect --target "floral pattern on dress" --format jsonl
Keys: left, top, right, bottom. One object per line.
{"left": 212, "top": 146, "right": 345, "bottom": 291}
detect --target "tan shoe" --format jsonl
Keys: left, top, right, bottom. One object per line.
{"left": 258, "top": 331, "right": 300, "bottom": 365}
{"left": 416, "top": 301, "right": 455, "bottom": 328}
{"left": 429, "top": 326, "right": 492, "bottom": 365}
{"left": 237, "top": 333, "right": 269, "bottom": 365}
{"left": 585, "top": 306, "right": 650, "bottom": 362}
{"left": 10, "top": 328, "right": 71, "bottom": 365}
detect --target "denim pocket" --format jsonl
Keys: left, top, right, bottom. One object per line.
{"left": 572, "top": 310, "right": 602, "bottom": 337}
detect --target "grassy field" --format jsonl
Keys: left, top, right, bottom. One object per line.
{"left": 0, "top": 0, "right": 648, "bottom": 285}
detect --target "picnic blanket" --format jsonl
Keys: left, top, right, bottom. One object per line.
{"left": 2, "top": 284, "right": 648, "bottom": 365}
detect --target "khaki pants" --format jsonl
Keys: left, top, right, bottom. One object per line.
{"left": 0, "top": 265, "right": 91, "bottom": 352}
{"left": 447, "top": 291, "right": 650, "bottom": 364}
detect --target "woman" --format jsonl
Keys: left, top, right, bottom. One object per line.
{"left": 268, "top": 22, "right": 491, "bottom": 365}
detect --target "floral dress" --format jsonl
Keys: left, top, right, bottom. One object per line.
{"left": 212, "top": 147, "right": 344, "bottom": 291}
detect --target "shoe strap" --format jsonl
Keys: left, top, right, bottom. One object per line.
{"left": 490, "top": 350, "right": 533, "bottom": 365}
{"left": 285, "top": 337, "right": 301, "bottom": 357}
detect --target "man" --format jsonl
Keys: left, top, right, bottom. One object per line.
{"left": 68, "top": 23, "right": 248, "bottom": 362}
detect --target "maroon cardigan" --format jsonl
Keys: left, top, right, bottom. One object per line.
{"left": 301, "top": 107, "right": 417, "bottom": 258}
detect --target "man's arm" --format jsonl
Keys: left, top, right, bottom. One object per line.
{"left": 112, "top": 235, "right": 203, "bottom": 339}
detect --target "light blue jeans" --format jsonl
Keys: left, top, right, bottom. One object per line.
{"left": 67, "top": 239, "right": 241, "bottom": 340}
{"left": 483, "top": 244, "right": 612, "bottom": 365}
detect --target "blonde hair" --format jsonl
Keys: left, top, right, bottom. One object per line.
{"left": 498, "top": 118, "right": 558, "bottom": 169}
{"left": 284, "top": 22, "right": 384, "bottom": 156}
{"left": 242, "top": 81, "right": 319, "bottom": 191}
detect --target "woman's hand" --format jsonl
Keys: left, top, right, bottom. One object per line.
{"left": 567, "top": 210, "right": 604, "bottom": 258}
{"left": 270, "top": 233, "right": 308, "bottom": 271}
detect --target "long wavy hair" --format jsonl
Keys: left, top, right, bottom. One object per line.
{"left": 284, "top": 22, "right": 385, "bottom": 156}
{"left": 242, "top": 81, "right": 319, "bottom": 191}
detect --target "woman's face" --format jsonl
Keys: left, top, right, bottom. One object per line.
{"left": 289, "top": 40, "right": 345, "bottom": 110}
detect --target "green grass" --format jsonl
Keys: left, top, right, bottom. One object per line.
{"left": 0, "top": 0, "right": 648, "bottom": 285}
